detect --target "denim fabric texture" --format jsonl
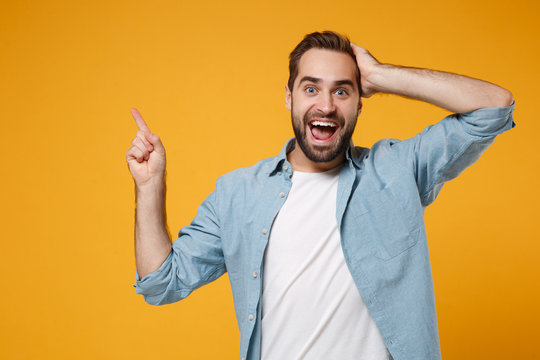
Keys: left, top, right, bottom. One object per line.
{"left": 135, "top": 103, "right": 515, "bottom": 360}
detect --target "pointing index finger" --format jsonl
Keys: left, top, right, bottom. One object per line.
{"left": 131, "top": 108, "right": 151, "bottom": 132}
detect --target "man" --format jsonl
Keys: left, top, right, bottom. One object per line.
{"left": 126, "top": 31, "right": 514, "bottom": 360}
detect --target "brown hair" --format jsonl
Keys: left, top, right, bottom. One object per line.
{"left": 288, "top": 31, "right": 361, "bottom": 96}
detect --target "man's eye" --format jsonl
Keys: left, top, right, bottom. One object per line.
{"left": 336, "top": 89, "right": 348, "bottom": 96}
{"left": 305, "top": 87, "right": 317, "bottom": 94}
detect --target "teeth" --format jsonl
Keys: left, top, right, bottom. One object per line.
{"left": 311, "top": 121, "right": 336, "bottom": 127}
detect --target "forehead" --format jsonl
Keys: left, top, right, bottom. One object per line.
{"left": 296, "top": 48, "right": 358, "bottom": 86}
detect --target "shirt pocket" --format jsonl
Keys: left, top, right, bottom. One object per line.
{"left": 350, "top": 187, "right": 419, "bottom": 261}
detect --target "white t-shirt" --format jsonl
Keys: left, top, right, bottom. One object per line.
{"left": 261, "top": 166, "right": 391, "bottom": 360}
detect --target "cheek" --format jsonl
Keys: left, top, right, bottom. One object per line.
{"left": 344, "top": 101, "right": 361, "bottom": 117}
{"left": 292, "top": 104, "right": 309, "bottom": 120}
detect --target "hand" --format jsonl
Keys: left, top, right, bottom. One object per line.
{"left": 125, "top": 109, "right": 166, "bottom": 187}
{"left": 351, "top": 43, "right": 381, "bottom": 98}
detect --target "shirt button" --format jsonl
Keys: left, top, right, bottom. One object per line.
{"left": 279, "top": 192, "right": 285, "bottom": 198}
{"left": 262, "top": 228, "right": 268, "bottom": 235}
{"left": 277, "top": 171, "right": 282, "bottom": 176}
{"left": 283, "top": 164, "right": 289, "bottom": 170}
{"left": 249, "top": 314, "right": 254, "bottom": 321}
{"left": 252, "top": 271, "right": 258, "bottom": 278}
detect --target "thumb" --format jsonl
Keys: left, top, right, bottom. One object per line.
{"left": 145, "top": 132, "right": 165, "bottom": 155}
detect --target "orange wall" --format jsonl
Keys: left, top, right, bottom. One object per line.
{"left": 1, "top": 0, "right": 538, "bottom": 359}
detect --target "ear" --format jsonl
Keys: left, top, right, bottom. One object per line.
{"left": 285, "top": 84, "right": 292, "bottom": 111}
{"left": 357, "top": 98, "right": 363, "bottom": 113}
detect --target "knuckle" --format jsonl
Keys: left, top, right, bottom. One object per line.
{"left": 134, "top": 144, "right": 146, "bottom": 153}
{"left": 140, "top": 137, "right": 151, "bottom": 146}
{"left": 136, "top": 132, "right": 148, "bottom": 142}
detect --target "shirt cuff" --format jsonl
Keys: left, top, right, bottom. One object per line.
{"left": 133, "top": 251, "right": 174, "bottom": 296}
{"left": 456, "top": 101, "right": 516, "bottom": 137}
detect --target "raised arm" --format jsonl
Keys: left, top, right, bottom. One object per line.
{"left": 351, "top": 44, "right": 514, "bottom": 112}
{"left": 126, "top": 109, "right": 171, "bottom": 279}
{"left": 350, "top": 45, "right": 515, "bottom": 207}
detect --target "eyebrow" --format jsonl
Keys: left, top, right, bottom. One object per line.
{"left": 299, "top": 76, "right": 321, "bottom": 84}
{"left": 298, "top": 76, "right": 355, "bottom": 88}
{"left": 334, "top": 79, "right": 355, "bottom": 87}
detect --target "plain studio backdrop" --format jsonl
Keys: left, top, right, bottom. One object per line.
{"left": 0, "top": 0, "right": 538, "bottom": 359}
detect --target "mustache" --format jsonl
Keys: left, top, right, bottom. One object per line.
{"left": 303, "top": 110, "right": 344, "bottom": 126}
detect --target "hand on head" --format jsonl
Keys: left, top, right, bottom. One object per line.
{"left": 350, "top": 43, "right": 380, "bottom": 98}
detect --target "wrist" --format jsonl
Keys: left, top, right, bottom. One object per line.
{"left": 135, "top": 179, "right": 166, "bottom": 225}
{"left": 135, "top": 176, "right": 166, "bottom": 196}
{"left": 363, "top": 64, "right": 395, "bottom": 95}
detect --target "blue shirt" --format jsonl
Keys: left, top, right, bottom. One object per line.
{"left": 135, "top": 103, "right": 515, "bottom": 360}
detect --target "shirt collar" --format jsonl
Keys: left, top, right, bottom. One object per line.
{"left": 267, "top": 138, "right": 295, "bottom": 176}
{"left": 346, "top": 140, "right": 369, "bottom": 169}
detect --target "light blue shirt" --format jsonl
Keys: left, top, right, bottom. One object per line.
{"left": 135, "top": 103, "right": 515, "bottom": 360}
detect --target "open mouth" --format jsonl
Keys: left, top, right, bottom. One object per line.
{"left": 308, "top": 120, "right": 339, "bottom": 142}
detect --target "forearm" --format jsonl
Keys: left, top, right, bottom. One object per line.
{"left": 366, "top": 64, "right": 514, "bottom": 113}
{"left": 135, "top": 179, "right": 172, "bottom": 279}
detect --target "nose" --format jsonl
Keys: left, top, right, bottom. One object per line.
{"left": 315, "top": 92, "right": 336, "bottom": 115}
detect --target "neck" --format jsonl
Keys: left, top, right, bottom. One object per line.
{"left": 287, "top": 146, "right": 346, "bottom": 173}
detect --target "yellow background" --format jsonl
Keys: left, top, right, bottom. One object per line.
{"left": 1, "top": 0, "right": 538, "bottom": 359}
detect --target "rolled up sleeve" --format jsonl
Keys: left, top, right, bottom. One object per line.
{"left": 390, "top": 102, "right": 515, "bottom": 206}
{"left": 134, "top": 251, "right": 175, "bottom": 302}
{"left": 455, "top": 102, "right": 515, "bottom": 137}
{"left": 133, "top": 187, "right": 226, "bottom": 305}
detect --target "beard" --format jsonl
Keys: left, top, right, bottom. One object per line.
{"left": 291, "top": 105, "right": 358, "bottom": 163}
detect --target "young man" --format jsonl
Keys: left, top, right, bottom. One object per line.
{"left": 127, "top": 31, "right": 515, "bottom": 360}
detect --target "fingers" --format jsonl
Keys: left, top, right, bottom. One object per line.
{"left": 145, "top": 132, "right": 165, "bottom": 155}
{"left": 131, "top": 136, "right": 151, "bottom": 161}
{"left": 137, "top": 130, "right": 154, "bottom": 152}
{"left": 129, "top": 108, "right": 165, "bottom": 157}
{"left": 126, "top": 144, "right": 147, "bottom": 163}
{"left": 130, "top": 108, "right": 162, "bottom": 150}
{"left": 351, "top": 43, "right": 369, "bottom": 57}
{"left": 126, "top": 131, "right": 165, "bottom": 164}
{"left": 131, "top": 108, "right": 151, "bottom": 132}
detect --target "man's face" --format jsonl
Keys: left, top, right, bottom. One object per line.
{"left": 285, "top": 48, "right": 362, "bottom": 163}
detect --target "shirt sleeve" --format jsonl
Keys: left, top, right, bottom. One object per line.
{"left": 133, "top": 186, "right": 226, "bottom": 305}
{"left": 391, "top": 102, "right": 515, "bottom": 206}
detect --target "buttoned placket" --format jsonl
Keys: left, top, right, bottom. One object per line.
{"left": 242, "top": 160, "right": 293, "bottom": 360}
{"left": 252, "top": 161, "right": 292, "bottom": 290}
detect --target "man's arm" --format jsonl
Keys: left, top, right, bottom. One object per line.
{"left": 127, "top": 110, "right": 226, "bottom": 305}
{"left": 351, "top": 44, "right": 514, "bottom": 111}
{"left": 126, "top": 109, "right": 171, "bottom": 279}
{"left": 350, "top": 45, "right": 515, "bottom": 206}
